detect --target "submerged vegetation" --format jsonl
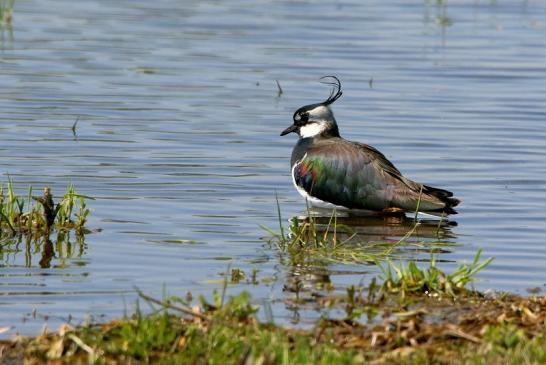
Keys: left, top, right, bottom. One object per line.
{"left": 263, "top": 199, "right": 392, "bottom": 266}
{"left": 263, "top": 197, "right": 458, "bottom": 268}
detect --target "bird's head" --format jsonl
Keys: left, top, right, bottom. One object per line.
{"left": 281, "top": 76, "right": 343, "bottom": 138}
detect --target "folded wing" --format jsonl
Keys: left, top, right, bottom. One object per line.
{"left": 293, "top": 139, "right": 459, "bottom": 213}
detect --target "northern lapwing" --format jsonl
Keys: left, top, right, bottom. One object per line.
{"left": 280, "top": 76, "right": 460, "bottom": 215}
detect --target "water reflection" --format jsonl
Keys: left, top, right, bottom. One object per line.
{"left": 0, "top": 23, "right": 13, "bottom": 49}
{"left": 306, "top": 208, "right": 456, "bottom": 241}
{"left": 0, "top": 231, "right": 87, "bottom": 269}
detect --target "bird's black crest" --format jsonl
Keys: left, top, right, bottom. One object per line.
{"left": 320, "top": 76, "right": 343, "bottom": 106}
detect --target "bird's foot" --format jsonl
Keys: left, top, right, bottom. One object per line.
{"left": 381, "top": 207, "right": 406, "bottom": 217}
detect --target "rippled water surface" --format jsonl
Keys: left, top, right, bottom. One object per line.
{"left": 1, "top": 0, "right": 546, "bottom": 336}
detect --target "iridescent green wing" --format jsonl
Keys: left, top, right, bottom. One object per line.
{"left": 295, "top": 139, "right": 457, "bottom": 212}
{"left": 294, "top": 140, "right": 400, "bottom": 210}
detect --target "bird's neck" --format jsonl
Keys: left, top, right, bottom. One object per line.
{"left": 321, "top": 123, "right": 340, "bottom": 138}
{"left": 299, "top": 120, "right": 340, "bottom": 139}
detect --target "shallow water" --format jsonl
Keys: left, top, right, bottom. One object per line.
{"left": 1, "top": 0, "right": 546, "bottom": 336}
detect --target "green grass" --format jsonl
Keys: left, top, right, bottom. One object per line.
{"left": 377, "top": 248, "right": 493, "bottom": 298}
{"left": 389, "top": 323, "right": 546, "bottom": 365}
{"left": 6, "top": 281, "right": 545, "bottom": 365}
{"left": 19, "top": 294, "right": 362, "bottom": 365}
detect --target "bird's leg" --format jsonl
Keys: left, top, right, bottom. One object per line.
{"left": 381, "top": 207, "right": 406, "bottom": 217}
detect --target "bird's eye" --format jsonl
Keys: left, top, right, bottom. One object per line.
{"left": 294, "top": 113, "right": 301, "bottom": 122}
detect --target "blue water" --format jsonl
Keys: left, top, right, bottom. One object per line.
{"left": 1, "top": 0, "right": 545, "bottom": 336}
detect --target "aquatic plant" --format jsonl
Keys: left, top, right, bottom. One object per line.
{"left": 377, "top": 248, "right": 493, "bottom": 298}
{"left": 263, "top": 197, "right": 398, "bottom": 266}
{"left": 0, "top": 178, "right": 93, "bottom": 237}
{"left": 263, "top": 194, "right": 457, "bottom": 267}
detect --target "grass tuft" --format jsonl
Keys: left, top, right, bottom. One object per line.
{"left": 377, "top": 248, "right": 493, "bottom": 298}
{"left": 0, "top": 179, "right": 93, "bottom": 239}
{"left": 263, "top": 200, "right": 401, "bottom": 266}
{"left": 263, "top": 198, "right": 459, "bottom": 267}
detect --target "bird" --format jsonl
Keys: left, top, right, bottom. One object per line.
{"left": 280, "top": 76, "right": 460, "bottom": 215}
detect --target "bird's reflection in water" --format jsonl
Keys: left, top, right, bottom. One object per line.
{"left": 306, "top": 207, "right": 456, "bottom": 242}
{"left": 281, "top": 208, "right": 458, "bottom": 324}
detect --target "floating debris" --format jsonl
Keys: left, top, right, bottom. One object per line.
{"left": 71, "top": 116, "right": 79, "bottom": 139}
{"left": 275, "top": 79, "right": 283, "bottom": 97}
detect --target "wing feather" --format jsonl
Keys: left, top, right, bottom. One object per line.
{"left": 293, "top": 139, "right": 455, "bottom": 212}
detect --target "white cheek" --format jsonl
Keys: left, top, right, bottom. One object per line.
{"left": 299, "top": 123, "right": 326, "bottom": 138}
